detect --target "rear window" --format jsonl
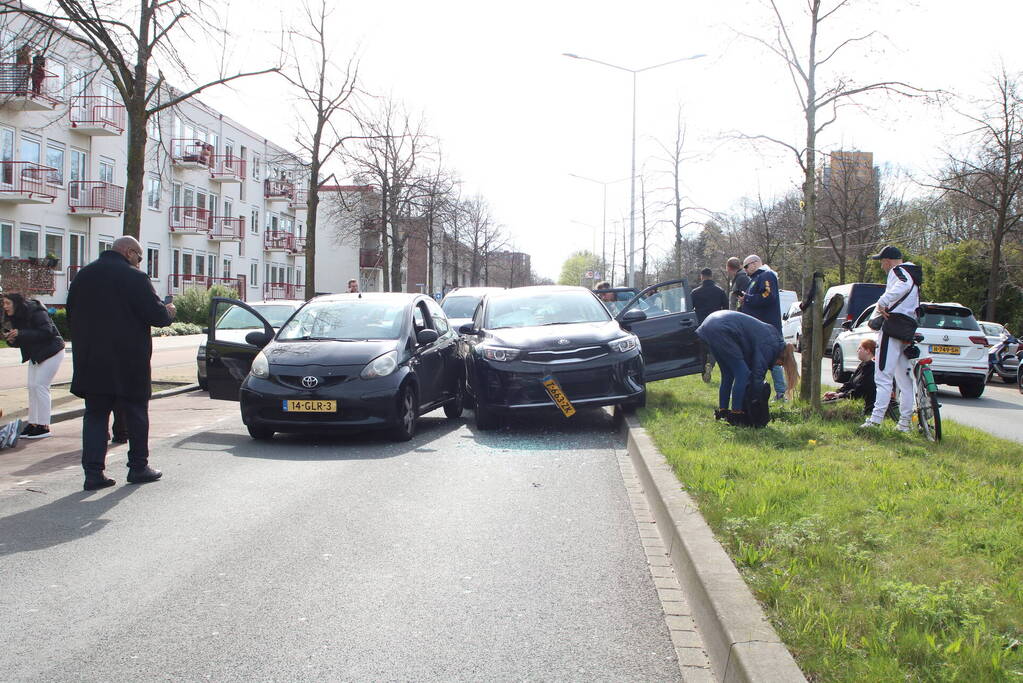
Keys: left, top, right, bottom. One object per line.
{"left": 441, "top": 296, "right": 479, "bottom": 319}
{"left": 919, "top": 307, "right": 980, "bottom": 332}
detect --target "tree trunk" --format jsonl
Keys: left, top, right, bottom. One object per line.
{"left": 121, "top": 108, "right": 148, "bottom": 239}
{"left": 304, "top": 162, "right": 319, "bottom": 300}
{"left": 987, "top": 231, "right": 1003, "bottom": 320}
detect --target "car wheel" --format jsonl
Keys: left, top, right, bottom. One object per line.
{"left": 443, "top": 381, "right": 464, "bottom": 419}
{"left": 197, "top": 373, "right": 208, "bottom": 391}
{"left": 246, "top": 423, "right": 274, "bottom": 440}
{"left": 832, "top": 347, "right": 852, "bottom": 383}
{"left": 958, "top": 380, "right": 986, "bottom": 399}
{"left": 391, "top": 384, "right": 418, "bottom": 442}
{"left": 474, "top": 403, "right": 499, "bottom": 431}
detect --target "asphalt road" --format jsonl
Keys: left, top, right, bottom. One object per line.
{"left": 0, "top": 402, "right": 684, "bottom": 681}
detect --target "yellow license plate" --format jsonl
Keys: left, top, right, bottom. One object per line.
{"left": 541, "top": 375, "right": 576, "bottom": 418}
{"left": 930, "top": 345, "right": 960, "bottom": 355}
{"left": 283, "top": 399, "right": 337, "bottom": 412}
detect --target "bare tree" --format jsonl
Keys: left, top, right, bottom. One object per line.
{"left": 2, "top": 0, "right": 279, "bottom": 239}
{"left": 736, "top": 0, "right": 926, "bottom": 407}
{"left": 655, "top": 106, "right": 700, "bottom": 281}
{"left": 409, "top": 162, "right": 458, "bottom": 294}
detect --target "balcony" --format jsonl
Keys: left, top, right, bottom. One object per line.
{"left": 264, "top": 178, "right": 295, "bottom": 203}
{"left": 171, "top": 139, "right": 214, "bottom": 170}
{"left": 359, "top": 248, "right": 383, "bottom": 268}
{"left": 209, "top": 216, "right": 244, "bottom": 241}
{"left": 0, "top": 63, "right": 60, "bottom": 110}
{"left": 289, "top": 187, "right": 308, "bottom": 212}
{"left": 69, "top": 96, "right": 125, "bottom": 135}
{"left": 168, "top": 206, "right": 212, "bottom": 234}
{"left": 68, "top": 181, "right": 124, "bottom": 217}
{"left": 264, "top": 230, "right": 294, "bottom": 252}
{"left": 210, "top": 155, "right": 246, "bottom": 183}
{"left": 0, "top": 258, "right": 55, "bottom": 295}
{"left": 263, "top": 282, "right": 304, "bottom": 300}
{"left": 288, "top": 236, "right": 307, "bottom": 255}
{"left": 168, "top": 273, "right": 244, "bottom": 298}
{"left": 0, "top": 162, "right": 58, "bottom": 203}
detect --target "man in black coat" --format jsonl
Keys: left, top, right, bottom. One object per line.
{"left": 726, "top": 257, "right": 750, "bottom": 311}
{"left": 67, "top": 236, "right": 176, "bottom": 491}
{"left": 691, "top": 268, "right": 729, "bottom": 381}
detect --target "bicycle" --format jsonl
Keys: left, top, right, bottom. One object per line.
{"left": 903, "top": 333, "right": 942, "bottom": 441}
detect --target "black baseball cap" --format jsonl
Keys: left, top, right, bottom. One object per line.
{"left": 869, "top": 246, "right": 902, "bottom": 260}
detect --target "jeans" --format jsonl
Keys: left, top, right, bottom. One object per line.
{"left": 716, "top": 353, "right": 751, "bottom": 411}
{"left": 770, "top": 364, "right": 786, "bottom": 398}
{"left": 82, "top": 395, "right": 150, "bottom": 474}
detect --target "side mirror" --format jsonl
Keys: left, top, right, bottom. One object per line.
{"left": 201, "top": 327, "right": 209, "bottom": 335}
{"left": 245, "top": 330, "right": 272, "bottom": 347}
{"left": 841, "top": 320, "right": 853, "bottom": 330}
{"left": 620, "top": 309, "right": 647, "bottom": 324}
{"left": 416, "top": 329, "right": 439, "bottom": 345}
{"left": 458, "top": 322, "right": 477, "bottom": 336}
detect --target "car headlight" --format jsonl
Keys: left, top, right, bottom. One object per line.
{"left": 480, "top": 346, "right": 520, "bottom": 362}
{"left": 250, "top": 351, "right": 269, "bottom": 378}
{"left": 361, "top": 350, "right": 398, "bottom": 379}
{"left": 610, "top": 335, "right": 640, "bottom": 353}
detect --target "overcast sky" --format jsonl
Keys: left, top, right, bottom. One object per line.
{"left": 196, "top": 0, "right": 1023, "bottom": 280}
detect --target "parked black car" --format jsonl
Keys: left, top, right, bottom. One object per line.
{"left": 460, "top": 280, "right": 702, "bottom": 429}
{"left": 204, "top": 293, "right": 463, "bottom": 441}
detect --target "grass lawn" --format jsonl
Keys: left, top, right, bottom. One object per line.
{"left": 640, "top": 375, "right": 1023, "bottom": 682}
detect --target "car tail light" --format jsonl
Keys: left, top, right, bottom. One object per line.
{"left": 969, "top": 336, "right": 990, "bottom": 347}
{"left": 846, "top": 313, "right": 853, "bottom": 321}
{"left": 918, "top": 357, "right": 933, "bottom": 365}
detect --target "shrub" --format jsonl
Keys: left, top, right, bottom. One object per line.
{"left": 171, "top": 284, "right": 239, "bottom": 326}
{"left": 51, "top": 307, "right": 71, "bottom": 341}
{"left": 170, "top": 322, "right": 202, "bottom": 335}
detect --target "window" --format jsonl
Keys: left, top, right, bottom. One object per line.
{"left": 99, "top": 235, "right": 114, "bottom": 253}
{"left": 196, "top": 254, "right": 205, "bottom": 278}
{"left": 99, "top": 80, "right": 116, "bottom": 103}
{"left": 182, "top": 252, "right": 193, "bottom": 276}
{"left": 239, "top": 145, "right": 247, "bottom": 200}
{"left": 18, "top": 226, "right": 39, "bottom": 258}
{"left": 69, "top": 233, "right": 86, "bottom": 267}
{"left": 147, "top": 175, "right": 161, "bottom": 209}
{"left": 223, "top": 257, "right": 232, "bottom": 278}
{"left": 0, "top": 222, "right": 12, "bottom": 258}
{"left": 250, "top": 261, "right": 258, "bottom": 286}
{"left": 1, "top": 127, "right": 14, "bottom": 186}
{"left": 252, "top": 153, "right": 260, "bottom": 180}
{"left": 99, "top": 158, "right": 114, "bottom": 184}
{"left": 148, "top": 114, "right": 161, "bottom": 143}
{"left": 207, "top": 254, "right": 215, "bottom": 278}
{"left": 20, "top": 135, "right": 40, "bottom": 164}
{"left": 147, "top": 246, "right": 159, "bottom": 279}
{"left": 296, "top": 268, "right": 302, "bottom": 285}
{"left": 49, "top": 60, "right": 66, "bottom": 97}
{"left": 425, "top": 298, "right": 449, "bottom": 335}
{"left": 68, "top": 149, "right": 86, "bottom": 201}
{"left": 250, "top": 207, "right": 258, "bottom": 234}
{"left": 44, "top": 231, "right": 63, "bottom": 269}
{"left": 69, "top": 66, "right": 87, "bottom": 98}
{"left": 45, "top": 143, "right": 64, "bottom": 184}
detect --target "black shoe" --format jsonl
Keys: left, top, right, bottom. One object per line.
{"left": 84, "top": 475, "right": 116, "bottom": 491}
{"left": 22, "top": 425, "right": 51, "bottom": 439}
{"left": 126, "top": 466, "right": 162, "bottom": 484}
{"left": 20, "top": 422, "right": 35, "bottom": 435}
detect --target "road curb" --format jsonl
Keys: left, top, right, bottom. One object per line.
{"left": 620, "top": 413, "right": 805, "bottom": 683}
{"left": 49, "top": 384, "right": 201, "bottom": 425}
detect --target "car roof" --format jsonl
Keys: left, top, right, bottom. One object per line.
{"left": 248, "top": 300, "right": 305, "bottom": 307}
{"left": 443, "top": 287, "right": 505, "bottom": 297}
{"left": 488, "top": 285, "right": 590, "bottom": 298}
{"left": 308, "top": 292, "right": 423, "bottom": 305}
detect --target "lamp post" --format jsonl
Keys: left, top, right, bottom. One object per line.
{"left": 563, "top": 52, "right": 706, "bottom": 288}
{"left": 568, "top": 173, "right": 629, "bottom": 282}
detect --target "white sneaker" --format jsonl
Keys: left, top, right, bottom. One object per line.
{"left": 858, "top": 420, "right": 881, "bottom": 429}
{"left": 896, "top": 422, "right": 912, "bottom": 433}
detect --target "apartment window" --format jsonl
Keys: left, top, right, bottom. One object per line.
{"left": 0, "top": 222, "right": 12, "bottom": 258}
{"left": 99, "top": 80, "right": 116, "bottom": 103}
{"left": 49, "top": 60, "right": 66, "bottom": 97}
{"left": 18, "top": 225, "right": 39, "bottom": 258}
{"left": 99, "top": 158, "right": 114, "bottom": 184}
{"left": 249, "top": 261, "right": 258, "bottom": 286}
{"left": 1, "top": 127, "right": 14, "bottom": 185}
{"left": 148, "top": 114, "right": 161, "bottom": 143}
{"left": 147, "top": 246, "right": 159, "bottom": 279}
{"left": 69, "top": 233, "right": 86, "bottom": 267}
{"left": 99, "top": 235, "right": 114, "bottom": 253}
{"left": 69, "top": 66, "right": 87, "bottom": 98}
{"left": 44, "top": 231, "right": 63, "bottom": 269}
{"left": 20, "top": 135, "right": 40, "bottom": 164}
{"left": 223, "top": 257, "right": 232, "bottom": 278}
{"left": 252, "top": 153, "right": 260, "bottom": 180}
{"left": 207, "top": 254, "right": 215, "bottom": 278}
{"left": 45, "top": 143, "right": 64, "bottom": 184}
{"left": 239, "top": 145, "right": 247, "bottom": 200}
{"left": 250, "top": 207, "right": 259, "bottom": 234}
{"left": 147, "top": 175, "right": 161, "bottom": 209}
{"left": 195, "top": 254, "right": 205, "bottom": 278}
{"left": 296, "top": 268, "right": 302, "bottom": 285}
{"left": 182, "top": 252, "right": 193, "bottom": 276}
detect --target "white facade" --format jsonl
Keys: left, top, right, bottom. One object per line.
{"left": 0, "top": 12, "right": 360, "bottom": 305}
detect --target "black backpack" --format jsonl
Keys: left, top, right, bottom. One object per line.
{"left": 743, "top": 380, "right": 772, "bottom": 428}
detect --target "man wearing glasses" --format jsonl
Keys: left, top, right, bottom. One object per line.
{"left": 66, "top": 236, "right": 177, "bottom": 491}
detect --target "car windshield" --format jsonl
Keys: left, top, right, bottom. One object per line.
{"left": 919, "top": 307, "right": 980, "bottom": 331}
{"left": 441, "top": 296, "right": 479, "bottom": 319}
{"left": 980, "top": 323, "right": 1003, "bottom": 337}
{"left": 216, "top": 304, "right": 297, "bottom": 329}
{"left": 485, "top": 291, "right": 610, "bottom": 329}
{"left": 277, "top": 299, "right": 407, "bottom": 340}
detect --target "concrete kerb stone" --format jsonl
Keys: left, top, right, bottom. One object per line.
{"left": 47, "top": 384, "right": 200, "bottom": 425}
{"left": 621, "top": 413, "right": 805, "bottom": 683}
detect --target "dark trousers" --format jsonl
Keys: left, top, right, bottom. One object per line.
{"left": 716, "top": 353, "right": 751, "bottom": 411}
{"left": 111, "top": 407, "right": 128, "bottom": 441}
{"left": 82, "top": 395, "right": 150, "bottom": 474}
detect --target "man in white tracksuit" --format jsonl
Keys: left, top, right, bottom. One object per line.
{"left": 861, "top": 246, "right": 921, "bottom": 431}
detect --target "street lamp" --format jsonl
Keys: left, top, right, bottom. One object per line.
{"left": 568, "top": 173, "right": 629, "bottom": 282}
{"left": 563, "top": 52, "right": 706, "bottom": 287}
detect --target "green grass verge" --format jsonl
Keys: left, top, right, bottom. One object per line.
{"left": 640, "top": 375, "right": 1023, "bottom": 682}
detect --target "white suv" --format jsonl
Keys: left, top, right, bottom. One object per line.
{"left": 832, "top": 301, "right": 990, "bottom": 398}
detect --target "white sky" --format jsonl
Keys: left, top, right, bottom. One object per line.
{"left": 195, "top": 0, "right": 1023, "bottom": 280}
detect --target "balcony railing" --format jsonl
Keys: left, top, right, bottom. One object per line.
{"left": 288, "top": 236, "right": 307, "bottom": 254}
{"left": 0, "top": 161, "right": 58, "bottom": 203}
{"left": 359, "top": 248, "right": 383, "bottom": 268}
{"left": 0, "top": 63, "right": 60, "bottom": 109}
{"left": 0, "top": 258, "right": 56, "bottom": 294}
{"left": 171, "top": 138, "right": 214, "bottom": 168}
{"left": 168, "top": 206, "right": 212, "bottom": 234}
{"left": 289, "top": 187, "right": 308, "bottom": 210}
{"left": 68, "top": 181, "right": 124, "bottom": 215}
{"left": 264, "top": 230, "right": 294, "bottom": 251}
{"left": 210, "top": 216, "right": 244, "bottom": 241}
{"left": 168, "top": 274, "right": 244, "bottom": 298}
{"left": 69, "top": 95, "right": 125, "bottom": 135}
{"left": 263, "top": 282, "right": 304, "bottom": 300}
{"left": 264, "top": 178, "right": 295, "bottom": 201}
{"left": 210, "top": 154, "right": 246, "bottom": 182}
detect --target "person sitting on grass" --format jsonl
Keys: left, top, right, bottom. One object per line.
{"left": 824, "top": 338, "right": 877, "bottom": 415}
{"left": 695, "top": 310, "right": 799, "bottom": 427}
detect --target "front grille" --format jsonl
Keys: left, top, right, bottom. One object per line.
{"left": 276, "top": 375, "right": 348, "bottom": 390}
{"left": 499, "top": 367, "right": 617, "bottom": 404}
{"left": 523, "top": 345, "right": 607, "bottom": 364}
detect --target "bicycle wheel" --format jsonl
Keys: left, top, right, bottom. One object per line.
{"left": 915, "top": 370, "right": 941, "bottom": 442}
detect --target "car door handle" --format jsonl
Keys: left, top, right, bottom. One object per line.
{"left": 679, "top": 319, "right": 695, "bottom": 327}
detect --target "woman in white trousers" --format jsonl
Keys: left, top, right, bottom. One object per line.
{"left": 3, "top": 293, "right": 66, "bottom": 439}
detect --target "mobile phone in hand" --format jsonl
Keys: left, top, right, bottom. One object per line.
{"left": 163, "top": 295, "right": 174, "bottom": 305}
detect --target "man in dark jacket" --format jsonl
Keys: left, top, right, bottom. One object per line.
{"left": 726, "top": 257, "right": 750, "bottom": 311}
{"left": 739, "top": 254, "right": 786, "bottom": 400}
{"left": 67, "top": 236, "right": 176, "bottom": 490}
{"left": 691, "top": 268, "right": 729, "bottom": 381}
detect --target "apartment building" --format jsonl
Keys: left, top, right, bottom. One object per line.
{"left": 0, "top": 11, "right": 381, "bottom": 306}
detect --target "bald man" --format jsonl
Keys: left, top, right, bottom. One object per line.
{"left": 66, "top": 236, "right": 176, "bottom": 491}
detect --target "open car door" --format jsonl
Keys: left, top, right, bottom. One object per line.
{"left": 616, "top": 279, "right": 702, "bottom": 381}
{"left": 206, "top": 297, "right": 275, "bottom": 401}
